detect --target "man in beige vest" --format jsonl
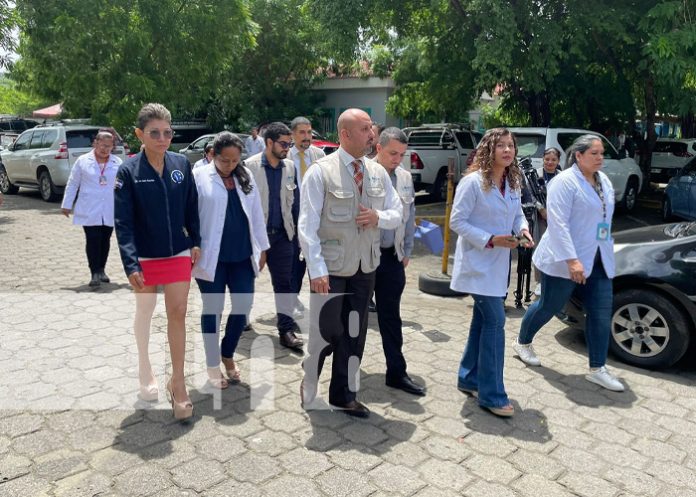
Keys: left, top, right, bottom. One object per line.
{"left": 246, "top": 122, "right": 303, "bottom": 351}
{"left": 288, "top": 117, "right": 326, "bottom": 318}
{"left": 298, "top": 109, "right": 402, "bottom": 418}
{"left": 373, "top": 127, "right": 425, "bottom": 396}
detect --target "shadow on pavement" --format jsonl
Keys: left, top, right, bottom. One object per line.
{"left": 113, "top": 383, "right": 252, "bottom": 461}
{"left": 460, "top": 395, "right": 553, "bottom": 444}
{"left": 61, "top": 282, "right": 132, "bottom": 293}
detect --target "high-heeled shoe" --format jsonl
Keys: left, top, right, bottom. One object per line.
{"left": 138, "top": 382, "right": 159, "bottom": 402}
{"left": 206, "top": 367, "right": 229, "bottom": 390}
{"left": 166, "top": 380, "right": 193, "bottom": 420}
{"left": 221, "top": 357, "right": 241, "bottom": 384}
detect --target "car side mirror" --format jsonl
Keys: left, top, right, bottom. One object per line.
{"left": 679, "top": 175, "right": 693, "bottom": 183}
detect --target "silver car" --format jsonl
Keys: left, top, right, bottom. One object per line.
{"left": 179, "top": 132, "right": 250, "bottom": 165}
{"left": 0, "top": 124, "right": 128, "bottom": 202}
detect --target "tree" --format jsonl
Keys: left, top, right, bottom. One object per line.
{"left": 12, "top": 0, "right": 256, "bottom": 136}
{"left": 0, "top": 76, "right": 46, "bottom": 114}
{"left": 0, "top": 0, "right": 16, "bottom": 69}
{"left": 208, "top": 0, "right": 329, "bottom": 130}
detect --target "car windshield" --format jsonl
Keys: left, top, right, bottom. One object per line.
{"left": 514, "top": 134, "right": 545, "bottom": 158}
{"left": 654, "top": 142, "right": 687, "bottom": 154}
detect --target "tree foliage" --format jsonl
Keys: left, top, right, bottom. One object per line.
{"left": 11, "top": 0, "right": 256, "bottom": 135}
{"left": 0, "top": 0, "right": 17, "bottom": 69}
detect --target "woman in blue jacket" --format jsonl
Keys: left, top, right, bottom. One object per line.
{"left": 450, "top": 128, "right": 533, "bottom": 417}
{"left": 114, "top": 103, "right": 201, "bottom": 420}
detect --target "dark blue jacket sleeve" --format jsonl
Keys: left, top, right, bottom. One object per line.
{"left": 113, "top": 165, "right": 141, "bottom": 275}
{"left": 185, "top": 162, "right": 201, "bottom": 247}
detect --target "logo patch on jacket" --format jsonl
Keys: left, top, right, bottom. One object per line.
{"left": 171, "top": 170, "right": 184, "bottom": 184}
{"left": 114, "top": 178, "right": 123, "bottom": 190}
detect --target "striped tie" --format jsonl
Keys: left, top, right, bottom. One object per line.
{"left": 352, "top": 160, "right": 363, "bottom": 194}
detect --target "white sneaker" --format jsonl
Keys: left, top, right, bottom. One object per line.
{"left": 513, "top": 339, "right": 541, "bottom": 366}
{"left": 533, "top": 283, "right": 541, "bottom": 296}
{"left": 293, "top": 307, "right": 304, "bottom": 319}
{"left": 586, "top": 366, "right": 625, "bottom": 392}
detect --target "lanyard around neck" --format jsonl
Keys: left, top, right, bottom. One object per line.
{"left": 590, "top": 172, "right": 607, "bottom": 222}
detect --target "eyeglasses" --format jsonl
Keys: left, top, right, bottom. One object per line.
{"left": 275, "top": 140, "right": 292, "bottom": 149}
{"left": 147, "top": 129, "right": 174, "bottom": 140}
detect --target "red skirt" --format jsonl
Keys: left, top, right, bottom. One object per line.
{"left": 140, "top": 256, "right": 191, "bottom": 286}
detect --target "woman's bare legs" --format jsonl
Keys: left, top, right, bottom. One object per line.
{"left": 163, "top": 280, "right": 191, "bottom": 404}
{"left": 134, "top": 286, "right": 158, "bottom": 391}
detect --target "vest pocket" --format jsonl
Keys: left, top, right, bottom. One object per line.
{"left": 326, "top": 190, "right": 355, "bottom": 222}
{"left": 321, "top": 240, "right": 344, "bottom": 271}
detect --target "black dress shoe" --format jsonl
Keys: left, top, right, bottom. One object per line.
{"left": 99, "top": 271, "right": 110, "bottom": 283}
{"left": 280, "top": 331, "right": 304, "bottom": 351}
{"left": 386, "top": 375, "right": 426, "bottom": 396}
{"left": 368, "top": 298, "right": 377, "bottom": 313}
{"left": 331, "top": 400, "right": 370, "bottom": 418}
{"left": 89, "top": 274, "right": 101, "bottom": 287}
{"left": 243, "top": 323, "right": 253, "bottom": 332}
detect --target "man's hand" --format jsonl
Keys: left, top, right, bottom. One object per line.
{"left": 310, "top": 276, "right": 330, "bottom": 295}
{"left": 491, "top": 235, "right": 519, "bottom": 249}
{"left": 128, "top": 271, "right": 146, "bottom": 291}
{"left": 61, "top": 208, "right": 71, "bottom": 217}
{"left": 259, "top": 251, "right": 267, "bottom": 272}
{"left": 191, "top": 246, "right": 201, "bottom": 266}
{"left": 567, "top": 259, "right": 586, "bottom": 284}
{"left": 356, "top": 204, "right": 379, "bottom": 228}
{"left": 402, "top": 257, "right": 410, "bottom": 268}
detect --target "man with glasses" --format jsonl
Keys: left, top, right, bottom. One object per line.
{"left": 247, "top": 122, "right": 303, "bottom": 351}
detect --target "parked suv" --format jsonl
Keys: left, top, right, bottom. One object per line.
{"left": 0, "top": 116, "right": 39, "bottom": 134}
{"left": 179, "top": 133, "right": 250, "bottom": 164}
{"left": 402, "top": 124, "right": 481, "bottom": 201}
{"left": 0, "top": 124, "right": 128, "bottom": 202}
{"left": 509, "top": 127, "right": 644, "bottom": 212}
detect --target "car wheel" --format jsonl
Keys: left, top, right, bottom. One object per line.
{"left": 418, "top": 271, "right": 467, "bottom": 297}
{"left": 38, "top": 170, "right": 59, "bottom": 202}
{"left": 662, "top": 197, "right": 675, "bottom": 221}
{"left": 430, "top": 170, "right": 447, "bottom": 202}
{"left": 610, "top": 289, "right": 691, "bottom": 368}
{"left": 619, "top": 177, "right": 639, "bottom": 212}
{"left": 0, "top": 164, "right": 19, "bottom": 194}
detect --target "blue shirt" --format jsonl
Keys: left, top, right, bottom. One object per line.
{"left": 218, "top": 187, "right": 252, "bottom": 263}
{"left": 262, "top": 155, "right": 284, "bottom": 230}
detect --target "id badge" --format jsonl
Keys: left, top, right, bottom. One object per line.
{"left": 596, "top": 222, "right": 610, "bottom": 241}
{"left": 99, "top": 175, "right": 107, "bottom": 186}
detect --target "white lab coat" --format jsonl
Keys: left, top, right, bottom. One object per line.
{"left": 61, "top": 151, "right": 122, "bottom": 226}
{"left": 533, "top": 165, "right": 615, "bottom": 279}
{"left": 192, "top": 163, "right": 270, "bottom": 281}
{"left": 450, "top": 170, "right": 528, "bottom": 297}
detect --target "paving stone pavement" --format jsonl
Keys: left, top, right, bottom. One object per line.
{"left": 1, "top": 191, "right": 695, "bottom": 497}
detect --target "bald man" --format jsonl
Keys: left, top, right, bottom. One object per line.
{"left": 298, "top": 109, "right": 403, "bottom": 418}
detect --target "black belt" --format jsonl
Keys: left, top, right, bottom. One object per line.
{"left": 380, "top": 246, "right": 396, "bottom": 255}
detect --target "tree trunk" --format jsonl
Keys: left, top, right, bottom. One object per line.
{"left": 681, "top": 112, "right": 695, "bottom": 138}
{"left": 639, "top": 73, "right": 658, "bottom": 191}
{"left": 527, "top": 93, "right": 551, "bottom": 127}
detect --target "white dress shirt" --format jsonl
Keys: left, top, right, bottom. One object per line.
{"left": 191, "top": 163, "right": 271, "bottom": 281}
{"left": 298, "top": 147, "right": 402, "bottom": 279}
{"left": 533, "top": 165, "right": 616, "bottom": 279}
{"left": 450, "top": 170, "right": 528, "bottom": 297}
{"left": 193, "top": 157, "right": 211, "bottom": 169}
{"left": 244, "top": 135, "right": 266, "bottom": 156}
{"left": 61, "top": 150, "right": 122, "bottom": 226}
{"left": 289, "top": 145, "right": 326, "bottom": 188}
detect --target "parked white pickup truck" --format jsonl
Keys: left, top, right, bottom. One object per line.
{"left": 402, "top": 124, "right": 482, "bottom": 201}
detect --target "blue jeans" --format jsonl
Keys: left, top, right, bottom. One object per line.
{"left": 458, "top": 294, "right": 509, "bottom": 409}
{"left": 518, "top": 261, "right": 612, "bottom": 368}
{"left": 196, "top": 259, "right": 255, "bottom": 368}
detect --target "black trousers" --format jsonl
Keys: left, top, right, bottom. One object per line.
{"left": 265, "top": 230, "right": 297, "bottom": 334}
{"left": 305, "top": 269, "right": 375, "bottom": 405}
{"left": 374, "top": 247, "right": 408, "bottom": 379}
{"left": 291, "top": 237, "right": 306, "bottom": 295}
{"left": 83, "top": 225, "right": 113, "bottom": 274}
